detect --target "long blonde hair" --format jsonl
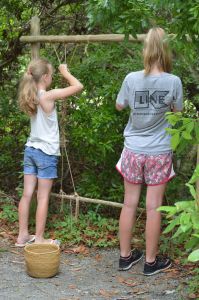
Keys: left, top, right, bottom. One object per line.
{"left": 18, "top": 58, "right": 52, "bottom": 116}
{"left": 143, "top": 27, "right": 172, "bottom": 75}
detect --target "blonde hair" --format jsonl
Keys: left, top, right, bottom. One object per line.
{"left": 18, "top": 58, "right": 52, "bottom": 116}
{"left": 143, "top": 27, "right": 172, "bottom": 75}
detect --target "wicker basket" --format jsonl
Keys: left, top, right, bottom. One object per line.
{"left": 24, "top": 243, "right": 60, "bottom": 278}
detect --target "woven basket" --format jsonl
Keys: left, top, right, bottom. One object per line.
{"left": 24, "top": 243, "right": 60, "bottom": 278}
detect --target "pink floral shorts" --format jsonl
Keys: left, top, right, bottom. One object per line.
{"left": 116, "top": 148, "right": 175, "bottom": 185}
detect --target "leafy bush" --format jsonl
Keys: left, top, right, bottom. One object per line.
{"left": 159, "top": 112, "right": 199, "bottom": 262}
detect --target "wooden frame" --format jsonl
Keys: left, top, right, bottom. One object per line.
{"left": 20, "top": 16, "right": 199, "bottom": 214}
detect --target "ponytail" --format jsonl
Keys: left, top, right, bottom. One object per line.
{"left": 143, "top": 27, "right": 172, "bottom": 75}
{"left": 18, "top": 58, "right": 51, "bottom": 116}
{"left": 18, "top": 72, "right": 38, "bottom": 116}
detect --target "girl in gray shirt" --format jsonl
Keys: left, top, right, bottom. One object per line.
{"left": 116, "top": 27, "right": 183, "bottom": 276}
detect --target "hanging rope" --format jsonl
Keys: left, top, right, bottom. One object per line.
{"left": 53, "top": 45, "right": 61, "bottom": 64}
{"left": 53, "top": 43, "right": 80, "bottom": 218}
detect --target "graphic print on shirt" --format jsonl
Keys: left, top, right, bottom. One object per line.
{"left": 134, "top": 90, "right": 169, "bottom": 109}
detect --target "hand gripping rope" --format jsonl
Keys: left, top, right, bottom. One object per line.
{"left": 53, "top": 44, "right": 80, "bottom": 219}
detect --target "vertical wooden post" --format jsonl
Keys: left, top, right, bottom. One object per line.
{"left": 30, "top": 16, "right": 40, "bottom": 59}
{"left": 75, "top": 198, "right": 80, "bottom": 220}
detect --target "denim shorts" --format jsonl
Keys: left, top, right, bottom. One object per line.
{"left": 24, "top": 146, "right": 59, "bottom": 179}
{"left": 116, "top": 148, "right": 175, "bottom": 186}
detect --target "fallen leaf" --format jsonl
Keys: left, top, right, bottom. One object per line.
{"left": 72, "top": 245, "right": 89, "bottom": 255}
{"left": 116, "top": 276, "right": 125, "bottom": 283}
{"left": 95, "top": 254, "right": 102, "bottom": 261}
{"left": 99, "top": 289, "right": 118, "bottom": 298}
{"left": 164, "top": 268, "right": 179, "bottom": 274}
{"left": 123, "top": 279, "right": 138, "bottom": 287}
{"left": 68, "top": 284, "right": 77, "bottom": 289}
{"left": 0, "top": 231, "right": 15, "bottom": 241}
{"left": 116, "top": 277, "right": 138, "bottom": 287}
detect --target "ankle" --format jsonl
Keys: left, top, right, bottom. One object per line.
{"left": 35, "top": 236, "right": 44, "bottom": 243}
{"left": 17, "top": 232, "right": 29, "bottom": 241}
{"left": 145, "top": 255, "right": 157, "bottom": 264}
{"left": 145, "top": 259, "right": 156, "bottom": 265}
{"left": 120, "top": 250, "right": 131, "bottom": 258}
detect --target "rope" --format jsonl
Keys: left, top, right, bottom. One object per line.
{"left": 53, "top": 43, "right": 80, "bottom": 218}
{"left": 64, "top": 44, "right": 67, "bottom": 64}
{"left": 53, "top": 44, "right": 61, "bottom": 64}
{"left": 63, "top": 143, "right": 77, "bottom": 196}
{"left": 69, "top": 44, "right": 78, "bottom": 65}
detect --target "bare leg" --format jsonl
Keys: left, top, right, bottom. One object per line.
{"left": 35, "top": 178, "right": 53, "bottom": 243}
{"left": 17, "top": 175, "right": 37, "bottom": 244}
{"left": 119, "top": 180, "right": 142, "bottom": 257}
{"left": 145, "top": 183, "right": 167, "bottom": 262}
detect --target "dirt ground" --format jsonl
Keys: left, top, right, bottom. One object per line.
{"left": 0, "top": 237, "right": 190, "bottom": 300}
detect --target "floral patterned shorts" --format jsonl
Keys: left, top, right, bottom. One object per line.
{"left": 116, "top": 148, "right": 175, "bottom": 185}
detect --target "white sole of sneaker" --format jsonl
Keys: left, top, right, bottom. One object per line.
{"left": 143, "top": 262, "right": 172, "bottom": 276}
{"left": 119, "top": 253, "right": 144, "bottom": 271}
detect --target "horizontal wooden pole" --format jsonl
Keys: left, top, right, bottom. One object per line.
{"left": 51, "top": 192, "right": 144, "bottom": 213}
{"left": 20, "top": 34, "right": 146, "bottom": 44}
{"left": 51, "top": 192, "right": 123, "bottom": 208}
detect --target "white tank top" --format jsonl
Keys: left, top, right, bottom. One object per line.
{"left": 26, "top": 90, "right": 60, "bottom": 156}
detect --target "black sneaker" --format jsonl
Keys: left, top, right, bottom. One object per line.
{"left": 143, "top": 256, "right": 172, "bottom": 276}
{"left": 119, "top": 249, "right": 143, "bottom": 271}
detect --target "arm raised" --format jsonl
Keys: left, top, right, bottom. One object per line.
{"left": 42, "top": 64, "right": 83, "bottom": 103}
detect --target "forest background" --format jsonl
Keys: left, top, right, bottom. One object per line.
{"left": 0, "top": 0, "right": 199, "bottom": 293}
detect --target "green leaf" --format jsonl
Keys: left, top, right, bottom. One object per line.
{"left": 185, "top": 237, "right": 199, "bottom": 250}
{"left": 157, "top": 206, "right": 177, "bottom": 215}
{"left": 182, "top": 130, "right": 192, "bottom": 140}
{"left": 188, "top": 249, "right": 199, "bottom": 262}
{"left": 188, "top": 165, "right": 199, "bottom": 184}
{"left": 175, "top": 200, "right": 195, "bottom": 211}
{"left": 191, "top": 211, "right": 199, "bottom": 230}
{"left": 163, "top": 216, "right": 180, "bottom": 234}
{"left": 185, "top": 120, "right": 194, "bottom": 133}
{"left": 194, "top": 123, "right": 199, "bottom": 142}
{"left": 165, "top": 128, "right": 179, "bottom": 134}
{"left": 192, "top": 234, "right": 199, "bottom": 238}
{"left": 179, "top": 212, "right": 192, "bottom": 232}
{"left": 171, "top": 132, "right": 180, "bottom": 150}
{"left": 185, "top": 183, "right": 196, "bottom": 199}
{"left": 172, "top": 226, "right": 183, "bottom": 239}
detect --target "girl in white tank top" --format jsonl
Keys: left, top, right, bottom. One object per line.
{"left": 15, "top": 58, "right": 83, "bottom": 246}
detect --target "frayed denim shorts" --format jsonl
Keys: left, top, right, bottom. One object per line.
{"left": 23, "top": 146, "right": 59, "bottom": 179}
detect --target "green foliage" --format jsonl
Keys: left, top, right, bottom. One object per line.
{"left": 165, "top": 112, "right": 198, "bottom": 153}
{"left": 154, "top": 0, "right": 199, "bottom": 41}
{"left": 0, "top": 0, "right": 198, "bottom": 204}
{"left": 64, "top": 42, "right": 142, "bottom": 200}
{"left": 158, "top": 165, "right": 199, "bottom": 262}
{"left": 188, "top": 249, "right": 199, "bottom": 262}
{"left": 86, "top": 0, "right": 153, "bottom": 34}
{"left": 187, "top": 267, "right": 199, "bottom": 295}
{"left": 49, "top": 211, "right": 119, "bottom": 248}
{"left": 0, "top": 203, "right": 18, "bottom": 223}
